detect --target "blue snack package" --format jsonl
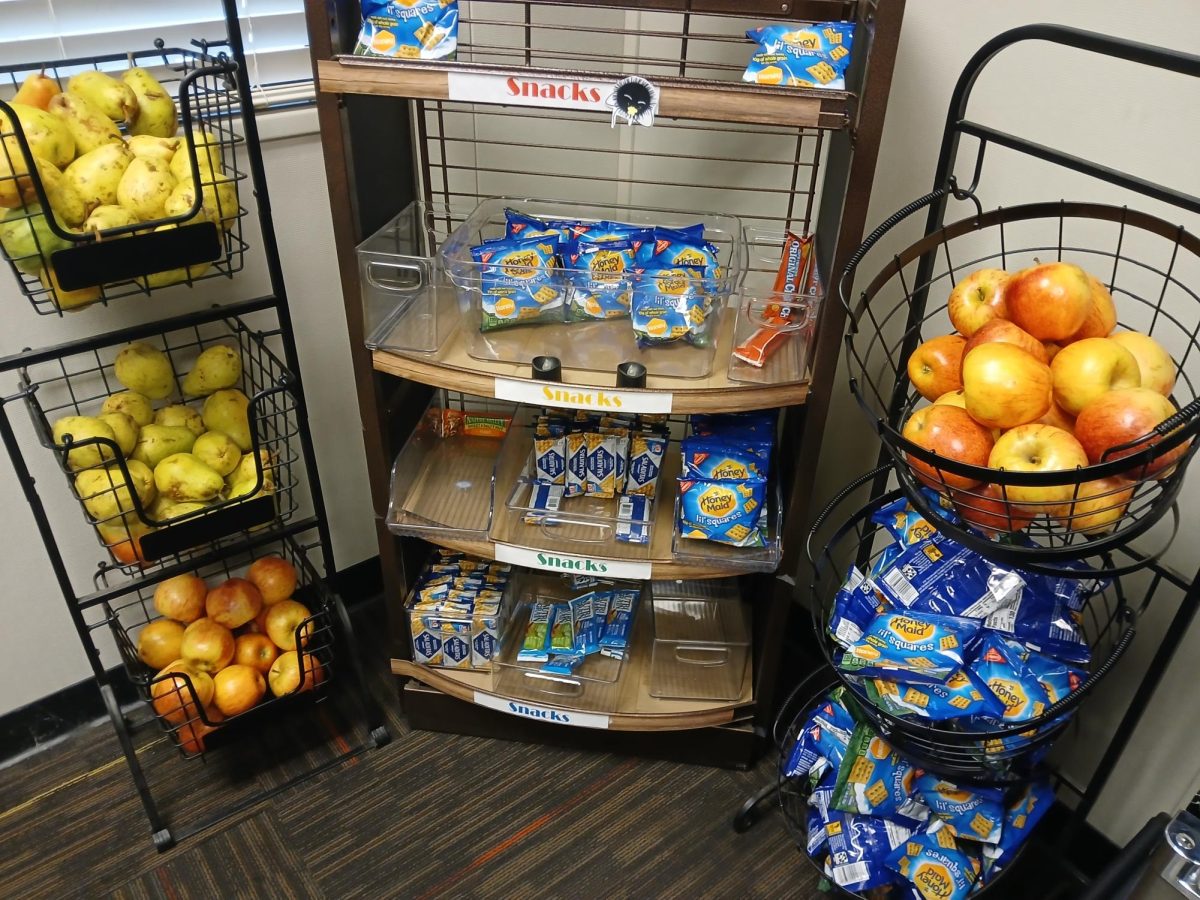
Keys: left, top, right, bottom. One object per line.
{"left": 886, "top": 820, "right": 981, "bottom": 900}
{"left": 742, "top": 22, "right": 855, "bottom": 89}
{"left": 471, "top": 235, "right": 563, "bottom": 331}
{"left": 870, "top": 542, "right": 904, "bottom": 578}
{"left": 824, "top": 811, "right": 913, "bottom": 892}
{"left": 784, "top": 691, "right": 856, "bottom": 782}
{"left": 655, "top": 224, "right": 707, "bottom": 244}
{"left": 516, "top": 601, "right": 555, "bottom": 663}
{"left": 677, "top": 476, "right": 767, "bottom": 548}
{"left": 982, "top": 780, "right": 1055, "bottom": 878}
{"left": 831, "top": 723, "right": 929, "bottom": 826}
{"left": 1022, "top": 648, "right": 1085, "bottom": 706}
{"left": 971, "top": 632, "right": 1051, "bottom": 724}
{"left": 631, "top": 263, "right": 712, "bottom": 348}
{"left": 680, "top": 434, "right": 771, "bottom": 480}
{"left": 599, "top": 588, "right": 639, "bottom": 651}
{"left": 870, "top": 495, "right": 939, "bottom": 547}
{"left": 690, "top": 410, "right": 778, "bottom": 437}
{"left": 615, "top": 494, "right": 651, "bottom": 545}
{"left": 984, "top": 570, "right": 1092, "bottom": 665}
{"left": 625, "top": 433, "right": 666, "bottom": 498}
{"left": 807, "top": 779, "right": 837, "bottom": 857}
{"left": 864, "top": 668, "right": 1007, "bottom": 722}
{"left": 912, "top": 774, "right": 1004, "bottom": 844}
{"left": 354, "top": 0, "right": 459, "bottom": 60}
{"left": 639, "top": 232, "right": 723, "bottom": 284}
{"left": 503, "top": 210, "right": 563, "bottom": 240}
{"left": 873, "top": 530, "right": 1024, "bottom": 620}
{"left": 570, "top": 592, "right": 600, "bottom": 655}
{"left": 565, "top": 234, "right": 651, "bottom": 322}
{"left": 828, "top": 566, "right": 889, "bottom": 649}
{"left": 839, "top": 610, "right": 982, "bottom": 684}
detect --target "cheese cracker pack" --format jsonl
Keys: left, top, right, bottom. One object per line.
{"left": 742, "top": 22, "right": 854, "bottom": 89}
{"left": 912, "top": 774, "right": 1004, "bottom": 844}
{"left": 831, "top": 723, "right": 929, "bottom": 826}
{"left": 354, "top": 0, "right": 459, "bottom": 61}
{"left": 471, "top": 234, "right": 562, "bottom": 331}
{"left": 885, "top": 819, "right": 982, "bottom": 900}
{"left": 839, "top": 610, "right": 981, "bottom": 684}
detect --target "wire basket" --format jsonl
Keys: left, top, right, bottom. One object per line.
{"left": 95, "top": 534, "right": 334, "bottom": 760}
{"left": 0, "top": 43, "right": 248, "bottom": 315}
{"left": 807, "top": 480, "right": 1137, "bottom": 785}
{"left": 843, "top": 199, "right": 1200, "bottom": 569}
{"left": 15, "top": 308, "right": 300, "bottom": 572}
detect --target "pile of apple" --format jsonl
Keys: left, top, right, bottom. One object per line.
{"left": 0, "top": 66, "right": 238, "bottom": 310}
{"left": 902, "top": 261, "right": 1189, "bottom": 536}
{"left": 137, "top": 555, "right": 325, "bottom": 755}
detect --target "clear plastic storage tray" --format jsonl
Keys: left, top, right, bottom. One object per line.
{"left": 649, "top": 579, "right": 750, "bottom": 702}
{"left": 726, "top": 227, "right": 824, "bottom": 385}
{"left": 671, "top": 479, "right": 783, "bottom": 574}
{"left": 439, "top": 198, "right": 748, "bottom": 379}
{"left": 405, "top": 572, "right": 516, "bottom": 673}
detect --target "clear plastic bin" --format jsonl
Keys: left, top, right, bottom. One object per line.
{"left": 671, "top": 478, "right": 783, "bottom": 574}
{"left": 649, "top": 579, "right": 750, "bottom": 702}
{"left": 406, "top": 573, "right": 516, "bottom": 673}
{"left": 439, "top": 197, "right": 748, "bottom": 379}
{"left": 385, "top": 391, "right": 515, "bottom": 542}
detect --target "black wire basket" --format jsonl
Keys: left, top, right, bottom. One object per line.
{"left": 807, "top": 477, "right": 1137, "bottom": 785}
{"left": 843, "top": 198, "right": 1200, "bottom": 571}
{"left": 0, "top": 43, "right": 248, "bottom": 315}
{"left": 94, "top": 534, "right": 335, "bottom": 760}
{"left": 775, "top": 675, "right": 1029, "bottom": 898}
{"left": 15, "top": 307, "right": 300, "bottom": 572}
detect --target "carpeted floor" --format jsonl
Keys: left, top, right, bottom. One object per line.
{"left": 0, "top": 656, "right": 822, "bottom": 899}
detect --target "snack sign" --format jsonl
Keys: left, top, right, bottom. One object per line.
{"left": 447, "top": 72, "right": 614, "bottom": 113}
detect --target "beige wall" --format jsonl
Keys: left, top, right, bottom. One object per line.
{"left": 0, "top": 0, "right": 1197, "bottom": 843}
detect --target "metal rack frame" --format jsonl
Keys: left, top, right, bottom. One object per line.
{"left": 0, "top": 1, "right": 389, "bottom": 850}
{"left": 306, "top": 0, "right": 905, "bottom": 765}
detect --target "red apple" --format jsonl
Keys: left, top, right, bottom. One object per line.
{"left": 213, "top": 664, "right": 267, "bottom": 717}
{"left": 936, "top": 391, "right": 1000, "bottom": 439}
{"left": 1056, "top": 476, "right": 1135, "bottom": 534}
{"left": 1075, "top": 387, "right": 1189, "bottom": 478}
{"left": 902, "top": 405, "right": 993, "bottom": 490}
{"left": 1042, "top": 342, "right": 1063, "bottom": 364}
{"left": 152, "top": 574, "right": 208, "bottom": 624}
{"left": 1109, "top": 331, "right": 1177, "bottom": 397}
{"left": 963, "top": 318, "right": 1049, "bottom": 365}
{"left": 1067, "top": 275, "right": 1118, "bottom": 341}
{"left": 907, "top": 334, "right": 966, "bottom": 402}
{"left": 264, "top": 599, "right": 315, "bottom": 652}
{"left": 1050, "top": 337, "right": 1142, "bottom": 416}
{"left": 234, "top": 632, "right": 279, "bottom": 675}
{"left": 179, "top": 618, "right": 235, "bottom": 674}
{"left": 951, "top": 483, "right": 1035, "bottom": 534}
{"left": 205, "top": 578, "right": 264, "bottom": 630}
{"left": 246, "top": 555, "right": 298, "bottom": 606}
{"left": 151, "top": 660, "right": 214, "bottom": 725}
{"left": 947, "top": 268, "right": 1009, "bottom": 337}
{"left": 962, "top": 343, "right": 1052, "bottom": 430}
{"left": 268, "top": 651, "right": 325, "bottom": 697}
{"left": 1035, "top": 400, "right": 1077, "bottom": 434}
{"left": 987, "top": 424, "right": 1090, "bottom": 510}
{"left": 1006, "top": 262, "right": 1093, "bottom": 341}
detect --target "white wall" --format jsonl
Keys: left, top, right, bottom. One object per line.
{"left": 813, "top": 0, "right": 1200, "bottom": 843}
{"left": 0, "top": 108, "right": 377, "bottom": 717}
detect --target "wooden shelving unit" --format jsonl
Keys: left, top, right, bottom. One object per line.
{"left": 305, "top": 0, "right": 904, "bottom": 766}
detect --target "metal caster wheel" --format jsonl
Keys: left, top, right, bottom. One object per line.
{"left": 370, "top": 725, "right": 391, "bottom": 748}
{"left": 152, "top": 828, "right": 175, "bottom": 852}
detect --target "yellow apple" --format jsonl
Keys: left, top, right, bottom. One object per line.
{"left": 987, "top": 424, "right": 1090, "bottom": 511}
{"left": 267, "top": 650, "right": 325, "bottom": 697}
{"left": 1057, "top": 476, "right": 1135, "bottom": 534}
{"left": 137, "top": 619, "right": 185, "bottom": 670}
{"left": 264, "top": 599, "right": 314, "bottom": 652}
{"left": 233, "top": 633, "right": 278, "bottom": 675}
{"left": 179, "top": 617, "right": 235, "bottom": 673}
{"left": 906, "top": 334, "right": 966, "bottom": 402}
{"left": 1051, "top": 337, "right": 1142, "bottom": 416}
{"left": 946, "top": 268, "right": 1009, "bottom": 337}
{"left": 1109, "top": 331, "right": 1176, "bottom": 397}
{"left": 212, "top": 664, "right": 266, "bottom": 717}
{"left": 962, "top": 343, "right": 1052, "bottom": 429}
{"left": 1006, "top": 262, "right": 1093, "bottom": 341}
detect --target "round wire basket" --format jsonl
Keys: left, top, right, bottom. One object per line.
{"left": 807, "top": 476, "right": 1137, "bottom": 785}
{"left": 842, "top": 197, "right": 1200, "bottom": 570}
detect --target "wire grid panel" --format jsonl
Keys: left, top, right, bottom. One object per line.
{"left": 414, "top": 4, "right": 828, "bottom": 262}
{"left": 89, "top": 532, "right": 336, "bottom": 760}
{"left": 0, "top": 46, "right": 249, "bottom": 315}
{"left": 17, "top": 313, "right": 303, "bottom": 574}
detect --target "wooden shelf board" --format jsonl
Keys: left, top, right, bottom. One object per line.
{"left": 317, "top": 57, "right": 851, "bottom": 130}
{"left": 372, "top": 313, "right": 810, "bottom": 415}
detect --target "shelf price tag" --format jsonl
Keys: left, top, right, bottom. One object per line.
{"left": 494, "top": 543, "right": 652, "bottom": 581}
{"left": 494, "top": 377, "right": 672, "bottom": 414}
{"left": 448, "top": 72, "right": 615, "bottom": 113}
{"left": 472, "top": 692, "right": 611, "bottom": 729}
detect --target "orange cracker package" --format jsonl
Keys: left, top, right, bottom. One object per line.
{"left": 733, "top": 232, "right": 822, "bottom": 368}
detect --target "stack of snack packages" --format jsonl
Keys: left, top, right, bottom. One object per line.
{"left": 469, "top": 209, "right": 724, "bottom": 348}
{"left": 677, "top": 410, "right": 775, "bottom": 548}
{"left": 742, "top": 22, "right": 855, "bottom": 89}
{"left": 407, "top": 551, "right": 512, "bottom": 670}
{"left": 527, "top": 411, "right": 669, "bottom": 544}
{"left": 517, "top": 577, "right": 641, "bottom": 675}
{"left": 787, "top": 687, "right": 1055, "bottom": 897}
{"left": 829, "top": 496, "right": 1097, "bottom": 760}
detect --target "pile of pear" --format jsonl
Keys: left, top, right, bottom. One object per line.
{"left": 50, "top": 342, "right": 275, "bottom": 565}
{"left": 1, "top": 66, "right": 240, "bottom": 310}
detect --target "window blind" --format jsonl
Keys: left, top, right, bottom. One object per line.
{"left": 0, "top": 0, "right": 312, "bottom": 90}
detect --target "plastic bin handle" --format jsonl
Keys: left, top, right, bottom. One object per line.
{"left": 674, "top": 645, "right": 730, "bottom": 667}
{"left": 522, "top": 671, "right": 584, "bottom": 697}
{"left": 364, "top": 259, "right": 428, "bottom": 294}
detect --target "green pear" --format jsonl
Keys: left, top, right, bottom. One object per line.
{"left": 83, "top": 204, "right": 137, "bottom": 235}
{"left": 123, "top": 69, "right": 178, "bottom": 138}
{"left": 201, "top": 389, "right": 252, "bottom": 451}
{"left": 113, "top": 342, "right": 174, "bottom": 400}
{"left": 169, "top": 130, "right": 222, "bottom": 183}
{"left": 74, "top": 460, "right": 154, "bottom": 521}
{"left": 0, "top": 204, "right": 72, "bottom": 275}
{"left": 100, "top": 391, "right": 153, "bottom": 427}
{"left": 153, "top": 404, "right": 203, "bottom": 436}
{"left": 154, "top": 452, "right": 223, "bottom": 502}
{"left": 181, "top": 345, "right": 241, "bottom": 397}
{"left": 226, "top": 449, "right": 275, "bottom": 499}
{"left": 98, "top": 412, "right": 139, "bottom": 456}
{"left": 124, "top": 135, "right": 179, "bottom": 164}
{"left": 51, "top": 415, "right": 118, "bottom": 470}
{"left": 157, "top": 500, "right": 209, "bottom": 520}
{"left": 67, "top": 71, "right": 138, "bottom": 125}
{"left": 116, "top": 157, "right": 176, "bottom": 221}
{"left": 130, "top": 424, "right": 195, "bottom": 469}
{"left": 192, "top": 431, "right": 241, "bottom": 477}
{"left": 47, "top": 93, "right": 121, "bottom": 156}
{"left": 64, "top": 142, "right": 133, "bottom": 208}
